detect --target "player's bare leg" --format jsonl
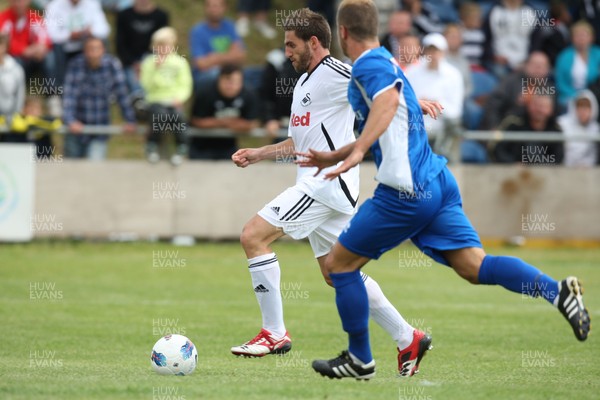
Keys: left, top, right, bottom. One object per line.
{"left": 324, "top": 241, "right": 370, "bottom": 273}
{"left": 441, "top": 247, "right": 485, "bottom": 284}
{"left": 239, "top": 214, "right": 285, "bottom": 258}
{"left": 442, "top": 247, "right": 590, "bottom": 341}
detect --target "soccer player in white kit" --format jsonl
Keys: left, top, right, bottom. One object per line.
{"left": 230, "top": 8, "right": 435, "bottom": 375}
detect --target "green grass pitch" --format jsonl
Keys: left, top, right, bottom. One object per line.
{"left": 1, "top": 241, "right": 598, "bottom": 399}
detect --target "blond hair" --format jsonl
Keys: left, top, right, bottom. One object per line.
{"left": 151, "top": 27, "right": 178, "bottom": 48}
{"left": 571, "top": 20, "right": 595, "bottom": 38}
{"left": 337, "top": 0, "right": 379, "bottom": 41}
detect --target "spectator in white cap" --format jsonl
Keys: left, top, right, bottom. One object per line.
{"left": 405, "top": 32, "right": 464, "bottom": 162}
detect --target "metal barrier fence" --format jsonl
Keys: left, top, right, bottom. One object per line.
{"left": 1, "top": 124, "right": 600, "bottom": 142}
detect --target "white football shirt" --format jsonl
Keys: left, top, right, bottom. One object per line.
{"left": 288, "top": 56, "right": 359, "bottom": 215}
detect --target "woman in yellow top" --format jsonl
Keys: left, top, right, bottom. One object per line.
{"left": 140, "top": 27, "right": 193, "bottom": 165}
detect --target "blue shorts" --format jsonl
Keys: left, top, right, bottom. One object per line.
{"left": 338, "top": 167, "right": 482, "bottom": 266}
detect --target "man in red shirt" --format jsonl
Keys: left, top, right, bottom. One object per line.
{"left": 0, "top": 0, "right": 52, "bottom": 78}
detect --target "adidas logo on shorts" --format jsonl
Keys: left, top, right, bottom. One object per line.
{"left": 270, "top": 206, "right": 280, "bottom": 215}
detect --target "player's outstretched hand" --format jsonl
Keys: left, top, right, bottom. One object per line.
{"left": 418, "top": 99, "right": 444, "bottom": 119}
{"left": 232, "top": 148, "right": 261, "bottom": 168}
{"left": 295, "top": 149, "right": 340, "bottom": 177}
{"left": 322, "top": 149, "right": 364, "bottom": 180}
{"left": 296, "top": 149, "right": 363, "bottom": 180}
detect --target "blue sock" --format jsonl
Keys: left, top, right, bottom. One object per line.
{"left": 478, "top": 255, "right": 559, "bottom": 305}
{"left": 329, "top": 270, "right": 372, "bottom": 364}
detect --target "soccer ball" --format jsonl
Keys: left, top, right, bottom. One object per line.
{"left": 151, "top": 334, "right": 198, "bottom": 375}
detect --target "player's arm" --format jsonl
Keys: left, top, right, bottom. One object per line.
{"left": 296, "top": 87, "right": 399, "bottom": 179}
{"left": 232, "top": 138, "right": 295, "bottom": 168}
{"left": 352, "top": 87, "right": 399, "bottom": 153}
{"left": 257, "top": 137, "right": 295, "bottom": 160}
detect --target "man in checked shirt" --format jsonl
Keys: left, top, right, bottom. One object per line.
{"left": 63, "top": 37, "right": 136, "bottom": 160}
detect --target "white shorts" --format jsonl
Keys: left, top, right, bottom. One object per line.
{"left": 257, "top": 186, "right": 352, "bottom": 258}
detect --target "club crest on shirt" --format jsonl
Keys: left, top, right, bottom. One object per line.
{"left": 301, "top": 93, "right": 311, "bottom": 107}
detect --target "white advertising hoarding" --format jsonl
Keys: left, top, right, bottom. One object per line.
{"left": 0, "top": 144, "right": 35, "bottom": 242}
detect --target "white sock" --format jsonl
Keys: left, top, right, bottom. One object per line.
{"left": 362, "top": 272, "right": 414, "bottom": 349}
{"left": 248, "top": 253, "right": 286, "bottom": 338}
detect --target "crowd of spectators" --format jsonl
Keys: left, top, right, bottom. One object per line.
{"left": 0, "top": 0, "right": 598, "bottom": 166}
{"left": 384, "top": 0, "right": 600, "bottom": 165}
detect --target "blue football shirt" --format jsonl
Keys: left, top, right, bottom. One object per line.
{"left": 348, "top": 46, "right": 447, "bottom": 193}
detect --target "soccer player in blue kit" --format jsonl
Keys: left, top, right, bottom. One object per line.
{"left": 297, "top": 0, "right": 591, "bottom": 380}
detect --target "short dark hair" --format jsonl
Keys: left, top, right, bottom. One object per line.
{"left": 204, "top": 0, "right": 225, "bottom": 7}
{"left": 529, "top": 93, "right": 556, "bottom": 106}
{"left": 459, "top": 1, "right": 481, "bottom": 18}
{"left": 283, "top": 8, "right": 332, "bottom": 50}
{"left": 83, "top": 36, "right": 104, "bottom": 47}
{"left": 575, "top": 97, "right": 592, "bottom": 107}
{"left": 338, "top": 0, "right": 379, "bottom": 41}
{"left": 219, "top": 63, "right": 242, "bottom": 78}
